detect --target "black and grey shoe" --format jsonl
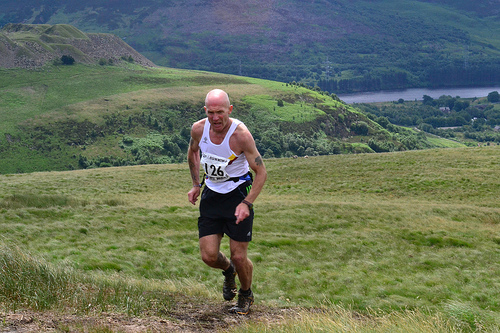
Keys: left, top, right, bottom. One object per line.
{"left": 222, "top": 262, "right": 237, "bottom": 301}
{"left": 229, "top": 289, "right": 254, "bottom": 315}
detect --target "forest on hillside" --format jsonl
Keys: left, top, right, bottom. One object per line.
{"left": 1, "top": 0, "right": 500, "bottom": 93}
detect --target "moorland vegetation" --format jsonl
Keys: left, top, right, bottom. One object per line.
{"left": 0, "top": 147, "right": 499, "bottom": 331}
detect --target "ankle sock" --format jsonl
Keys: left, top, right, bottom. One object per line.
{"left": 240, "top": 288, "right": 252, "bottom": 296}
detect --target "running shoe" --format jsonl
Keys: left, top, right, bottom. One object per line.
{"left": 229, "top": 289, "right": 254, "bottom": 315}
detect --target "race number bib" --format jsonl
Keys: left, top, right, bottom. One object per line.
{"left": 201, "top": 152, "right": 230, "bottom": 182}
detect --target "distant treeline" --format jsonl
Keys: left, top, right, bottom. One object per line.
{"left": 185, "top": 36, "right": 500, "bottom": 94}
{"left": 317, "top": 65, "right": 500, "bottom": 94}
{"left": 318, "top": 70, "right": 409, "bottom": 94}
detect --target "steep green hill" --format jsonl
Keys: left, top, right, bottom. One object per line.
{"left": 1, "top": 0, "right": 500, "bottom": 93}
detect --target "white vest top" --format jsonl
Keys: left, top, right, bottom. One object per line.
{"left": 199, "top": 118, "right": 250, "bottom": 194}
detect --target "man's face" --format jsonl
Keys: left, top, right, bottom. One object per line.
{"left": 205, "top": 99, "right": 233, "bottom": 133}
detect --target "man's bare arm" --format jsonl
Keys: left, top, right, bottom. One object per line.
{"left": 187, "top": 121, "right": 204, "bottom": 205}
{"left": 245, "top": 152, "right": 267, "bottom": 204}
{"left": 233, "top": 129, "right": 267, "bottom": 223}
{"left": 239, "top": 129, "right": 267, "bottom": 204}
{"left": 188, "top": 137, "right": 201, "bottom": 185}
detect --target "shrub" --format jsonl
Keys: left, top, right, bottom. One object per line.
{"left": 351, "top": 121, "right": 370, "bottom": 135}
{"left": 368, "top": 139, "right": 395, "bottom": 152}
{"left": 60, "top": 55, "right": 75, "bottom": 65}
{"left": 487, "top": 91, "right": 500, "bottom": 103}
{"left": 122, "top": 136, "right": 134, "bottom": 145}
{"left": 376, "top": 116, "right": 390, "bottom": 128}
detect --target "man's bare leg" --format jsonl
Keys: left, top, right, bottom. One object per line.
{"left": 199, "top": 234, "right": 237, "bottom": 301}
{"left": 199, "top": 234, "right": 231, "bottom": 270}
{"left": 229, "top": 239, "right": 254, "bottom": 314}
{"left": 229, "top": 239, "right": 252, "bottom": 290}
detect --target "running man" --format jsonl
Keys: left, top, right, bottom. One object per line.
{"left": 187, "top": 89, "right": 267, "bottom": 315}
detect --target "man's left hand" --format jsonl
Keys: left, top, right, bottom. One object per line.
{"left": 234, "top": 203, "right": 250, "bottom": 224}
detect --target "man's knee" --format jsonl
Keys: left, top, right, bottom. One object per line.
{"left": 230, "top": 252, "right": 249, "bottom": 267}
{"left": 199, "top": 234, "right": 223, "bottom": 267}
{"left": 201, "top": 251, "right": 219, "bottom": 266}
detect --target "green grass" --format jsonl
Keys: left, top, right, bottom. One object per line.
{"left": 425, "top": 136, "right": 466, "bottom": 148}
{"left": 229, "top": 305, "right": 487, "bottom": 333}
{"left": 0, "top": 64, "right": 346, "bottom": 136}
{"left": 242, "top": 94, "right": 326, "bottom": 123}
{"left": 0, "top": 64, "right": 251, "bottom": 134}
{"left": 0, "top": 146, "right": 499, "bottom": 331}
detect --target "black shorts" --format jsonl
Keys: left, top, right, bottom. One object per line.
{"left": 198, "top": 181, "right": 253, "bottom": 242}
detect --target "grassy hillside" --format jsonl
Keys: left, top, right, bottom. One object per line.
{"left": 0, "top": 61, "right": 452, "bottom": 174}
{"left": 0, "top": 147, "right": 499, "bottom": 331}
{"left": 1, "top": 0, "right": 500, "bottom": 92}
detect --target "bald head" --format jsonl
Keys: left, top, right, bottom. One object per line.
{"left": 205, "top": 89, "right": 231, "bottom": 109}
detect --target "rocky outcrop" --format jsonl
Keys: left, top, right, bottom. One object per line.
{"left": 0, "top": 23, "right": 155, "bottom": 69}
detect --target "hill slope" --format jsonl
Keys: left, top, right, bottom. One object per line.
{"left": 1, "top": 0, "right": 500, "bottom": 92}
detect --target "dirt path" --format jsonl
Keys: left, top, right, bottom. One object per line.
{"left": 1, "top": 302, "right": 296, "bottom": 332}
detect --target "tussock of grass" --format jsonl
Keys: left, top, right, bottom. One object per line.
{"left": 0, "top": 244, "right": 174, "bottom": 316}
{"left": 0, "top": 193, "right": 86, "bottom": 209}
{"left": 0, "top": 193, "right": 125, "bottom": 209}
{"left": 228, "top": 304, "right": 499, "bottom": 333}
{"left": 0, "top": 244, "right": 72, "bottom": 311}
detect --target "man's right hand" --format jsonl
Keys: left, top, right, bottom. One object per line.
{"left": 188, "top": 186, "right": 201, "bottom": 205}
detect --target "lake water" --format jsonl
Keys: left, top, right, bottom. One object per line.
{"left": 337, "top": 86, "right": 500, "bottom": 104}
